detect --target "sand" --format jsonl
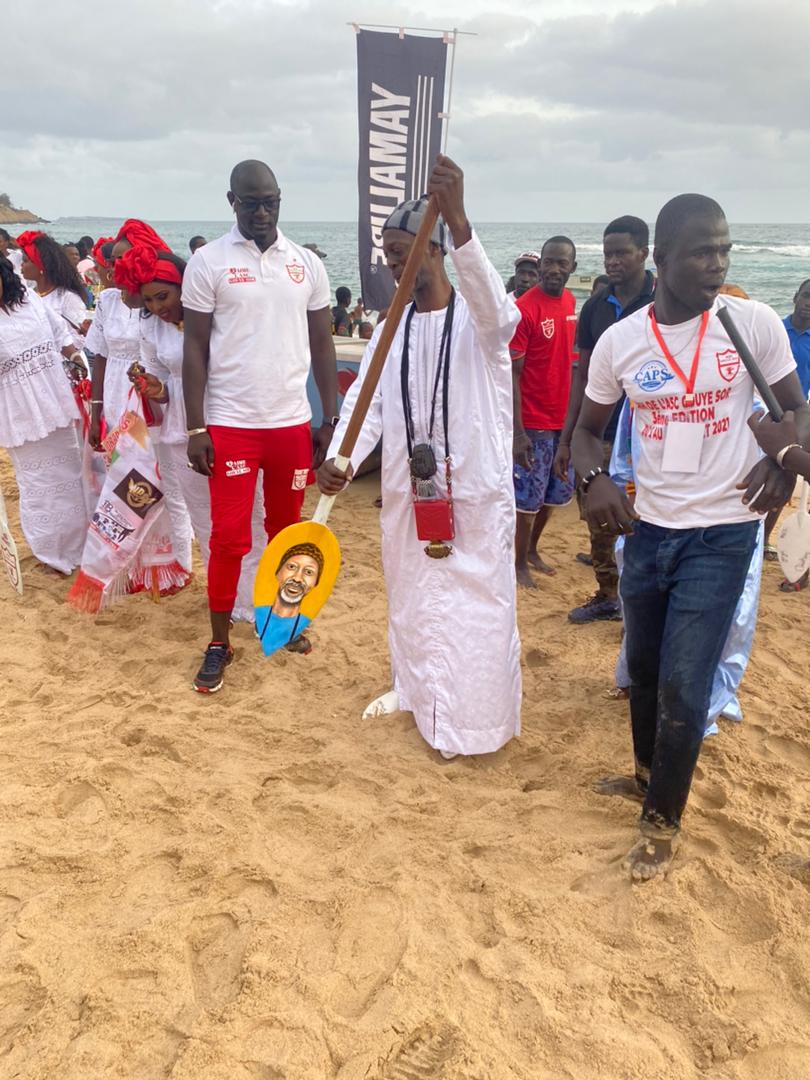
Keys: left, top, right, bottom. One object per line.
{"left": 1, "top": 450, "right": 809, "bottom": 1080}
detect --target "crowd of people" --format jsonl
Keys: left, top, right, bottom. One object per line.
{"left": 1, "top": 156, "right": 809, "bottom": 882}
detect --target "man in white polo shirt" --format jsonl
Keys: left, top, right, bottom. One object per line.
{"left": 183, "top": 158, "right": 338, "bottom": 693}
{"left": 573, "top": 192, "right": 810, "bottom": 882}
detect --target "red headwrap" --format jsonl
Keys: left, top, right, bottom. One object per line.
{"left": 114, "top": 244, "right": 183, "bottom": 295}
{"left": 92, "top": 236, "right": 115, "bottom": 269}
{"left": 16, "top": 230, "right": 45, "bottom": 272}
{"left": 115, "top": 218, "right": 171, "bottom": 252}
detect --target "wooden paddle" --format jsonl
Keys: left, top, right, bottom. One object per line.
{"left": 253, "top": 197, "right": 440, "bottom": 655}
{"left": 312, "top": 195, "right": 440, "bottom": 524}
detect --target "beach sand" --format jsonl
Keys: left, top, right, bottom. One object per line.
{"left": 1, "top": 451, "right": 809, "bottom": 1080}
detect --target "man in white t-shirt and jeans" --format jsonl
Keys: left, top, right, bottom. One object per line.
{"left": 573, "top": 193, "right": 810, "bottom": 882}
{"left": 183, "top": 159, "right": 337, "bottom": 693}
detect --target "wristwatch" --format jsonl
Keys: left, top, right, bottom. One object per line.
{"left": 325, "top": 415, "right": 340, "bottom": 427}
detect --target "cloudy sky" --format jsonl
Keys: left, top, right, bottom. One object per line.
{"left": 7, "top": 0, "right": 809, "bottom": 223}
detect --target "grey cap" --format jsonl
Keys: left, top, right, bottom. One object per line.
{"left": 382, "top": 196, "right": 446, "bottom": 253}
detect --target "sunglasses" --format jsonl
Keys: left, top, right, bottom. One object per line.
{"left": 233, "top": 194, "right": 282, "bottom": 214}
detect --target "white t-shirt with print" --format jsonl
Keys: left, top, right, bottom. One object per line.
{"left": 586, "top": 294, "right": 796, "bottom": 529}
{"left": 181, "top": 224, "right": 331, "bottom": 428}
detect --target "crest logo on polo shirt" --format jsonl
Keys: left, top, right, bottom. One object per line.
{"left": 716, "top": 349, "right": 740, "bottom": 383}
{"left": 541, "top": 318, "right": 555, "bottom": 340}
{"left": 286, "top": 263, "right": 305, "bottom": 284}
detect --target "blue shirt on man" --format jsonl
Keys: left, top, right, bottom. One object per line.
{"left": 783, "top": 315, "right": 810, "bottom": 398}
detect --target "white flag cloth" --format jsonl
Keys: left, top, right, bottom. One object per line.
{"left": 68, "top": 392, "right": 191, "bottom": 613}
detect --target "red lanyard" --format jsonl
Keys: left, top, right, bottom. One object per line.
{"left": 649, "top": 307, "right": 709, "bottom": 406}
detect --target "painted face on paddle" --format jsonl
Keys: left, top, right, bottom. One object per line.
{"left": 656, "top": 215, "right": 731, "bottom": 315}
{"left": 539, "top": 242, "right": 576, "bottom": 298}
{"left": 603, "top": 232, "right": 648, "bottom": 287}
{"left": 276, "top": 554, "right": 320, "bottom": 606}
{"left": 382, "top": 229, "right": 442, "bottom": 291}
{"left": 514, "top": 260, "right": 539, "bottom": 297}
{"left": 142, "top": 280, "right": 182, "bottom": 324}
{"left": 228, "top": 164, "right": 281, "bottom": 251}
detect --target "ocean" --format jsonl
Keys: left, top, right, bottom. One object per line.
{"left": 21, "top": 216, "right": 810, "bottom": 315}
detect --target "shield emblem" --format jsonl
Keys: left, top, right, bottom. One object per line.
{"left": 286, "top": 263, "right": 305, "bottom": 284}
{"left": 541, "top": 318, "right": 555, "bottom": 340}
{"left": 716, "top": 349, "right": 740, "bottom": 383}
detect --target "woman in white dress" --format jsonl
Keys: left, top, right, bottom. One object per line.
{"left": 16, "top": 231, "right": 92, "bottom": 354}
{"left": 0, "top": 255, "right": 89, "bottom": 572}
{"left": 114, "top": 244, "right": 265, "bottom": 620}
{"left": 85, "top": 268, "right": 142, "bottom": 449}
{"left": 85, "top": 221, "right": 171, "bottom": 449}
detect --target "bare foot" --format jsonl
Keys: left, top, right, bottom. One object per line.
{"left": 283, "top": 634, "right": 312, "bottom": 655}
{"left": 516, "top": 566, "right": 538, "bottom": 590}
{"left": 622, "top": 832, "right": 680, "bottom": 883}
{"left": 593, "top": 775, "right": 645, "bottom": 803}
{"left": 36, "top": 562, "right": 68, "bottom": 577}
{"left": 527, "top": 551, "right": 557, "bottom": 576}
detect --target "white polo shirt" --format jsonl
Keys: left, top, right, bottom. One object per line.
{"left": 182, "top": 224, "right": 330, "bottom": 428}
{"left": 586, "top": 294, "right": 796, "bottom": 529}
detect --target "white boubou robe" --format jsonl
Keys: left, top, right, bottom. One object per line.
{"left": 329, "top": 232, "right": 522, "bottom": 755}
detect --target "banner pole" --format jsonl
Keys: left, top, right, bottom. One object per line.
{"left": 442, "top": 29, "right": 458, "bottom": 154}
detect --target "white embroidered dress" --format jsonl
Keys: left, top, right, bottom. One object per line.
{"left": 85, "top": 288, "right": 141, "bottom": 430}
{"left": 0, "top": 290, "right": 87, "bottom": 571}
{"left": 329, "top": 233, "right": 522, "bottom": 755}
{"left": 139, "top": 316, "right": 265, "bottom": 621}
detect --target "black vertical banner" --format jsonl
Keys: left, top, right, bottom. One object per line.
{"left": 356, "top": 29, "right": 448, "bottom": 311}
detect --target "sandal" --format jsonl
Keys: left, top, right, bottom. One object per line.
{"left": 779, "top": 575, "right": 808, "bottom": 592}
{"left": 764, "top": 544, "right": 779, "bottom": 562}
{"left": 605, "top": 686, "right": 630, "bottom": 700}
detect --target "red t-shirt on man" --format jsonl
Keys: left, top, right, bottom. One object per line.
{"left": 510, "top": 286, "right": 577, "bottom": 430}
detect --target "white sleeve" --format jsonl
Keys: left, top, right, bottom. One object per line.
{"left": 750, "top": 301, "right": 797, "bottom": 385}
{"left": 62, "top": 290, "right": 90, "bottom": 338}
{"left": 84, "top": 291, "right": 108, "bottom": 356}
{"left": 139, "top": 321, "right": 171, "bottom": 383}
{"left": 181, "top": 252, "right": 216, "bottom": 314}
{"left": 584, "top": 325, "right": 623, "bottom": 405}
{"left": 308, "top": 256, "right": 331, "bottom": 312}
{"left": 327, "top": 328, "right": 384, "bottom": 473}
{"left": 449, "top": 230, "right": 521, "bottom": 359}
{"left": 43, "top": 303, "right": 73, "bottom": 351}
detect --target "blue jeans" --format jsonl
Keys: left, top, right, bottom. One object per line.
{"left": 621, "top": 519, "right": 759, "bottom": 836}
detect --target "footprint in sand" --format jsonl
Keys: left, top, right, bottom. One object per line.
{"left": 325, "top": 887, "right": 407, "bottom": 1019}
{"left": 763, "top": 734, "right": 810, "bottom": 772}
{"left": 187, "top": 912, "right": 247, "bottom": 1010}
{"left": 686, "top": 868, "right": 777, "bottom": 945}
{"left": 54, "top": 780, "right": 107, "bottom": 825}
{"left": 690, "top": 777, "right": 729, "bottom": 812}
{"left": 378, "top": 1024, "right": 458, "bottom": 1079}
{"left": 774, "top": 853, "right": 810, "bottom": 886}
{"left": 0, "top": 969, "right": 47, "bottom": 1054}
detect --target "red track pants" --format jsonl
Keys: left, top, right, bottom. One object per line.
{"left": 207, "top": 423, "right": 312, "bottom": 612}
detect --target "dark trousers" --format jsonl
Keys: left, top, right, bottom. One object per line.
{"left": 621, "top": 519, "right": 759, "bottom": 835}
{"left": 577, "top": 441, "right": 619, "bottom": 598}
